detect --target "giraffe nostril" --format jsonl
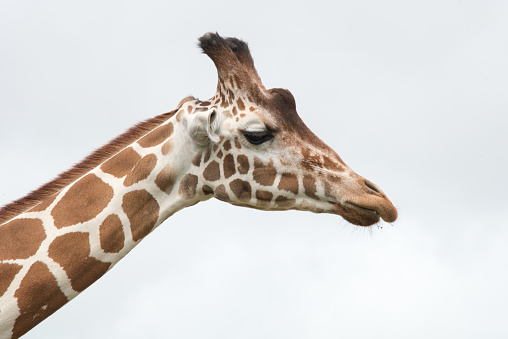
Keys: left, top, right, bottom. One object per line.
{"left": 364, "top": 179, "right": 382, "bottom": 194}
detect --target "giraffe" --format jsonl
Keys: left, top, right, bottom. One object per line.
{"left": 0, "top": 33, "right": 397, "bottom": 338}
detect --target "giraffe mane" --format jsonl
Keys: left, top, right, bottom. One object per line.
{"left": 0, "top": 109, "right": 178, "bottom": 225}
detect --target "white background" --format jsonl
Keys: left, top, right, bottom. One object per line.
{"left": 1, "top": 1, "right": 507, "bottom": 338}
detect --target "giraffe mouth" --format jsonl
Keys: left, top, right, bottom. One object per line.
{"left": 334, "top": 196, "right": 398, "bottom": 227}
{"left": 336, "top": 202, "right": 381, "bottom": 227}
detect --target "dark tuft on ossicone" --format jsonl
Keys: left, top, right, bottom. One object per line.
{"left": 197, "top": 32, "right": 262, "bottom": 94}
{"left": 198, "top": 32, "right": 250, "bottom": 56}
{"left": 197, "top": 32, "right": 225, "bottom": 53}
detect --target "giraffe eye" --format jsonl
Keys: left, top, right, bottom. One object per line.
{"left": 242, "top": 130, "right": 274, "bottom": 145}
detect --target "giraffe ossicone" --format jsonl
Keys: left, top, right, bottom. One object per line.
{"left": 0, "top": 32, "right": 397, "bottom": 338}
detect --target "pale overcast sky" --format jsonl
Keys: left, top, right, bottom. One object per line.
{"left": 1, "top": 1, "right": 507, "bottom": 338}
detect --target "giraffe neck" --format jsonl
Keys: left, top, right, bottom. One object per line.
{"left": 0, "top": 103, "right": 208, "bottom": 338}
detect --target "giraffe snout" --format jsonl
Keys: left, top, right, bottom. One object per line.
{"left": 351, "top": 176, "right": 398, "bottom": 223}
{"left": 363, "top": 179, "right": 384, "bottom": 196}
{"left": 330, "top": 175, "right": 398, "bottom": 226}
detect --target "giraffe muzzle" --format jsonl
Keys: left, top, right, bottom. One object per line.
{"left": 330, "top": 177, "right": 398, "bottom": 226}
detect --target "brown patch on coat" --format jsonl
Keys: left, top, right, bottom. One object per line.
{"left": 138, "top": 122, "right": 174, "bottom": 148}
{"left": 223, "top": 140, "right": 232, "bottom": 151}
{"left": 255, "top": 190, "right": 273, "bottom": 208}
{"left": 234, "top": 138, "right": 242, "bottom": 150}
{"left": 229, "top": 179, "right": 251, "bottom": 203}
{"left": 323, "top": 155, "right": 345, "bottom": 172}
{"left": 51, "top": 174, "right": 114, "bottom": 229}
{"left": 301, "top": 148, "right": 323, "bottom": 169}
{"left": 203, "top": 148, "right": 212, "bottom": 163}
{"left": 237, "top": 155, "right": 249, "bottom": 174}
{"left": 253, "top": 157, "right": 277, "bottom": 186}
{"left": 12, "top": 261, "right": 68, "bottom": 339}
{"left": 303, "top": 175, "right": 319, "bottom": 200}
{"left": 161, "top": 140, "right": 173, "bottom": 155}
{"left": 215, "top": 184, "right": 229, "bottom": 201}
{"left": 99, "top": 214, "right": 125, "bottom": 254}
{"left": 122, "top": 190, "right": 160, "bottom": 242}
{"left": 101, "top": 147, "right": 141, "bottom": 178}
{"left": 203, "top": 161, "right": 221, "bottom": 181}
{"left": 223, "top": 154, "right": 236, "bottom": 178}
{"left": 275, "top": 196, "right": 296, "bottom": 208}
{"left": 155, "top": 164, "right": 177, "bottom": 195}
{"left": 301, "top": 150, "right": 347, "bottom": 173}
{"left": 0, "top": 110, "right": 175, "bottom": 225}
{"left": 123, "top": 153, "right": 157, "bottom": 186}
{"left": 237, "top": 97, "right": 245, "bottom": 110}
{"left": 192, "top": 152, "right": 202, "bottom": 167}
{"left": 49, "top": 232, "right": 111, "bottom": 292}
{"left": 217, "top": 150, "right": 224, "bottom": 159}
{"left": 0, "top": 263, "right": 22, "bottom": 298}
{"left": 178, "top": 174, "right": 199, "bottom": 200}
{"left": 278, "top": 173, "right": 299, "bottom": 194}
{"left": 0, "top": 218, "right": 46, "bottom": 261}
{"left": 28, "top": 194, "right": 57, "bottom": 212}
{"left": 232, "top": 106, "right": 238, "bottom": 116}
{"left": 202, "top": 185, "right": 214, "bottom": 195}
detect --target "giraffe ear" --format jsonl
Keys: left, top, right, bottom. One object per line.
{"left": 188, "top": 109, "right": 221, "bottom": 146}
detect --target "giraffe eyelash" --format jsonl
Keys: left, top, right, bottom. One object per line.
{"left": 241, "top": 130, "right": 274, "bottom": 145}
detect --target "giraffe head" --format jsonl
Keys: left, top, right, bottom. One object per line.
{"left": 183, "top": 33, "right": 397, "bottom": 226}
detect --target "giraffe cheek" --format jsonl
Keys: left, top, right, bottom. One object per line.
{"left": 223, "top": 154, "right": 236, "bottom": 179}
{"left": 303, "top": 175, "right": 319, "bottom": 200}
{"left": 229, "top": 179, "right": 252, "bottom": 203}
{"left": 253, "top": 157, "right": 277, "bottom": 186}
{"left": 237, "top": 155, "right": 249, "bottom": 174}
{"left": 203, "top": 161, "right": 221, "bottom": 181}
{"left": 278, "top": 173, "right": 299, "bottom": 195}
